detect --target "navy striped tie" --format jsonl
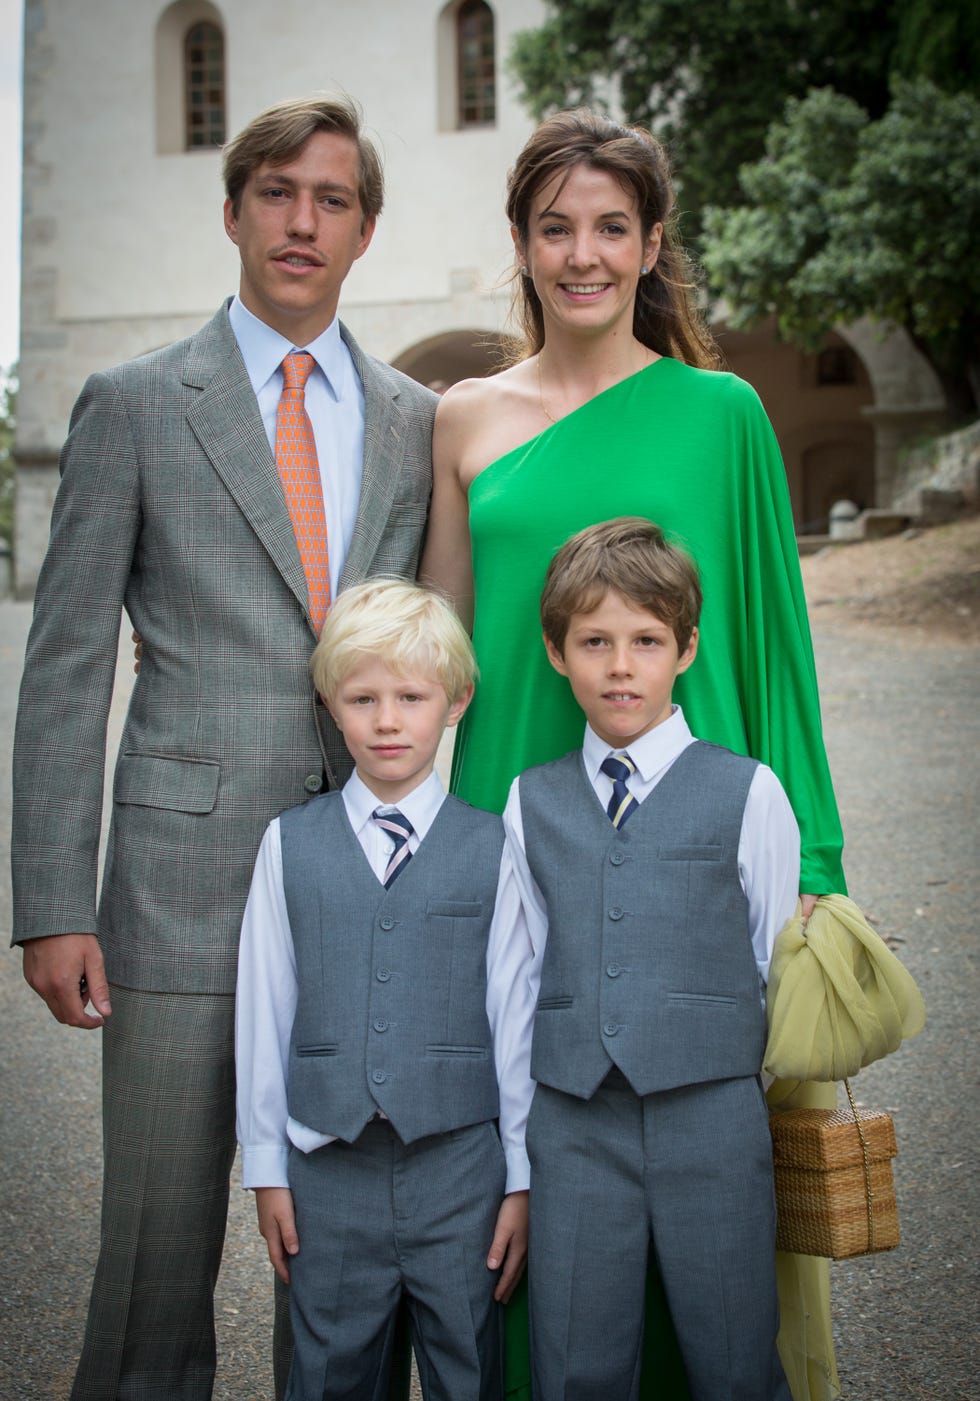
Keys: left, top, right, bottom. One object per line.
{"left": 373, "top": 809, "right": 414, "bottom": 887}
{"left": 600, "top": 753, "right": 639, "bottom": 828}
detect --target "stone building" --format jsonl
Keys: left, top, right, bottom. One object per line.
{"left": 14, "top": 0, "right": 947, "bottom": 594}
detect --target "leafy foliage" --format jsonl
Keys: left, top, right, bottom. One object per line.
{"left": 701, "top": 81, "right": 980, "bottom": 415}
{"left": 510, "top": 3, "right": 980, "bottom": 412}
{"left": 509, "top": 0, "right": 901, "bottom": 231}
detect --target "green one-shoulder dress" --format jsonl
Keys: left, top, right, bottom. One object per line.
{"left": 451, "top": 359, "right": 846, "bottom": 1400}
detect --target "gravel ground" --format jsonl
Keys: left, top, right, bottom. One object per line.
{"left": 1, "top": 524, "right": 977, "bottom": 1399}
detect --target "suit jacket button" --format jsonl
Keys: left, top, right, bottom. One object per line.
{"left": 373, "top": 1018, "right": 389, "bottom": 1032}
{"left": 608, "top": 906, "right": 624, "bottom": 920}
{"left": 376, "top": 967, "right": 391, "bottom": 982}
{"left": 606, "top": 964, "right": 622, "bottom": 978}
{"left": 603, "top": 1022, "right": 620, "bottom": 1037}
{"left": 304, "top": 772, "right": 323, "bottom": 794}
{"left": 610, "top": 851, "right": 625, "bottom": 866}
{"left": 372, "top": 1070, "right": 387, "bottom": 1084}
{"left": 379, "top": 916, "right": 395, "bottom": 931}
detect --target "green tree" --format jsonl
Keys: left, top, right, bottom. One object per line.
{"left": 509, "top": 1, "right": 980, "bottom": 234}
{"left": 509, "top": 0, "right": 901, "bottom": 231}
{"left": 701, "top": 80, "right": 980, "bottom": 418}
{"left": 0, "top": 366, "right": 15, "bottom": 557}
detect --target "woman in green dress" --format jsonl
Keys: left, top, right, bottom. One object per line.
{"left": 421, "top": 109, "right": 843, "bottom": 1401}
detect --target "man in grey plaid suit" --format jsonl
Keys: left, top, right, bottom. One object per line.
{"left": 11, "top": 96, "right": 436, "bottom": 1399}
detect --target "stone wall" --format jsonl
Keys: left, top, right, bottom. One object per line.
{"left": 892, "top": 420, "right": 980, "bottom": 516}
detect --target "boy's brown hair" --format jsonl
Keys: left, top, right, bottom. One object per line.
{"left": 540, "top": 517, "right": 702, "bottom": 653}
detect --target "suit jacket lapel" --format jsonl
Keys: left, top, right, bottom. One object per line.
{"left": 184, "top": 305, "right": 310, "bottom": 617}
{"left": 339, "top": 322, "right": 404, "bottom": 589}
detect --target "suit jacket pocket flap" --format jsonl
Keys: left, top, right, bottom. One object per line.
{"left": 426, "top": 900, "right": 483, "bottom": 918}
{"left": 114, "top": 752, "right": 220, "bottom": 814}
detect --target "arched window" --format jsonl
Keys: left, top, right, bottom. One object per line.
{"left": 456, "top": 0, "right": 495, "bottom": 128}
{"left": 184, "top": 20, "right": 225, "bottom": 149}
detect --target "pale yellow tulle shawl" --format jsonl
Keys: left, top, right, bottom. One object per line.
{"left": 764, "top": 894, "right": 925, "bottom": 1398}
{"left": 765, "top": 893, "right": 926, "bottom": 1091}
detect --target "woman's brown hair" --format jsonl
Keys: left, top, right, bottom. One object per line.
{"left": 506, "top": 108, "right": 720, "bottom": 369}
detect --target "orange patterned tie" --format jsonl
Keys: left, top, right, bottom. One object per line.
{"left": 275, "top": 351, "right": 330, "bottom": 633}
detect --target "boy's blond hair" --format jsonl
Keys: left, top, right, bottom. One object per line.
{"left": 311, "top": 580, "right": 476, "bottom": 704}
{"left": 540, "top": 517, "right": 702, "bottom": 652}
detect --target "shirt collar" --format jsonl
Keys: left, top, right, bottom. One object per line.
{"left": 583, "top": 704, "right": 693, "bottom": 784}
{"left": 228, "top": 294, "right": 349, "bottom": 402}
{"left": 342, "top": 768, "right": 446, "bottom": 842}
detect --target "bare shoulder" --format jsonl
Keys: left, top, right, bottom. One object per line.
{"left": 437, "top": 363, "right": 529, "bottom": 420}
{"left": 435, "top": 362, "right": 542, "bottom": 488}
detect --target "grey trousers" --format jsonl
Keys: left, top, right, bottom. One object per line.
{"left": 527, "top": 1072, "right": 791, "bottom": 1401}
{"left": 71, "top": 986, "right": 238, "bottom": 1401}
{"left": 285, "top": 1118, "right": 506, "bottom": 1401}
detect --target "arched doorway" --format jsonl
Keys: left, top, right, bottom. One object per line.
{"left": 714, "top": 322, "right": 875, "bottom": 532}
{"left": 393, "top": 329, "right": 509, "bottom": 391}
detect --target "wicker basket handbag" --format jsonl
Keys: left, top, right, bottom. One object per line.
{"left": 770, "top": 1079, "right": 900, "bottom": 1259}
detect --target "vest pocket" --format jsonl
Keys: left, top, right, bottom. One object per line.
{"left": 296, "top": 1043, "right": 339, "bottom": 1055}
{"left": 536, "top": 995, "right": 573, "bottom": 1010}
{"left": 666, "top": 992, "right": 737, "bottom": 1007}
{"left": 425, "top": 1044, "right": 489, "bottom": 1056}
{"left": 657, "top": 844, "right": 722, "bottom": 862}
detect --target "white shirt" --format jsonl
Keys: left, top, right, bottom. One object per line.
{"left": 228, "top": 295, "right": 365, "bottom": 598}
{"left": 484, "top": 706, "right": 801, "bottom": 1151}
{"left": 235, "top": 771, "right": 531, "bottom": 1194}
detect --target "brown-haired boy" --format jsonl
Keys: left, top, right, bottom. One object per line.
{"left": 497, "top": 517, "right": 797, "bottom": 1400}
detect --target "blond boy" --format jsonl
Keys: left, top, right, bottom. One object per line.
{"left": 236, "top": 580, "right": 528, "bottom": 1401}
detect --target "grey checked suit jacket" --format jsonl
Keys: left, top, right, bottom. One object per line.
{"left": 11, "top": 303, "right": 436, "bottom": 996}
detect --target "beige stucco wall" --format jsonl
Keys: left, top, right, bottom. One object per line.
{"left": 14, "top": 0, "right": 955, "bottom": 593}
{"left": 16, "top": 0, "right": 544, "bottom": 592}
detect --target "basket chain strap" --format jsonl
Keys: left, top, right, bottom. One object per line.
{"left": 843, "top": 1077, "right": 877, "bottom": 1251}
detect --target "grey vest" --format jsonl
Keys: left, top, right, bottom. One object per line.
{"left": 520, "top": 741, "right": 766, "bottom": 1099}
{"left": 280, "top": 793, "right": 503, "bottom": 1144}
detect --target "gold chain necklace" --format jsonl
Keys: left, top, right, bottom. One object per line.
{"left": 536, "top": 352, "right": 557, "bottom": 425}
{"left": 537, "top": 349, "right": 654, "bottom": 425}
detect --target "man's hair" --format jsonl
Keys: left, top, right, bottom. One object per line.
{"left": 311, "top": 580, "right": 477, "bottom": 704}
{"left": 540, "top": 517, "right": 702, "bottom": 653}
{"left": 222, "top": 94, "right": 384, "bottom": 222}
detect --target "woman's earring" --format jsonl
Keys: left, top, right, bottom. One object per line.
{"left": 640, "top": 265, "right": 649, "bottom": 276}
{"left": 520, "top": 266, "right": 529, "bottom": 277}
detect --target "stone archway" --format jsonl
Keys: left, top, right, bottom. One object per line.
{"left": 713, "top": 321, "right": 876, "bottom": 532}
{"left": 801, "top": 438, "right": 875, "bottom": 533}
{"left": 392, "top": 328, "right": 509, "bottom": 391}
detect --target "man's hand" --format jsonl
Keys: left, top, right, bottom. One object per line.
{"left": 255, "top": 1187, "right": 299, "bottom": 1285}
{"left": 487, "top": 1189, "right": 529, "bottom": 1303}
{"left": 21, "top": 934, "right": 111, "bottom": 1028}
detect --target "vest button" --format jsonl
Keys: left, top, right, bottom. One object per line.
{"left": 379, "top": 916, "right": 395, "bottom": 931}
{"left": 373, "top": 1018, "right": 389, "bottom": 1032}
{"left": 303, "top": 772, "right": 323, "bottom": 794}
{"left": 376, "top": 967, "right": 391, "bottom": 982}
{"left": 372, "top": 1070, "right": 387, "bottom": 1084}
{"left": 606, "top": 964, "right": 622, "bottom": 978}
{"left": 610, "top": 851, "right": 625, "bottom": 866}
{"left": 608, "top": 906, "right": 624, "bottom": 920}
{"left": 603, "top": 1022, "right": 620, "bottom": 1037}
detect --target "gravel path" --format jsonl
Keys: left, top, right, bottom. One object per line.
{"left": 1, "top": 589, "right": 976, "bottom": 1400}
